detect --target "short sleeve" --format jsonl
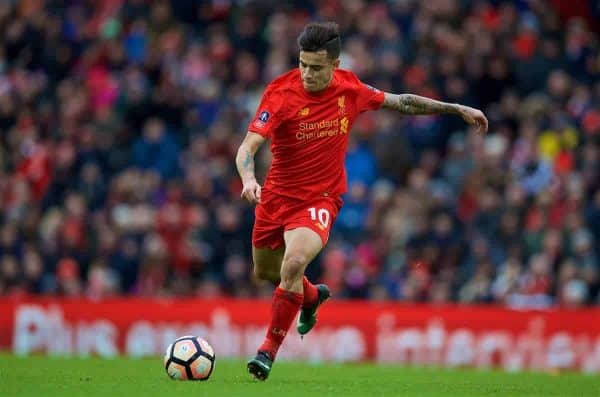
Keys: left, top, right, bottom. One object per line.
{"left": 247, "top": 83, "right": 284, "bottom": 139}
{"left": 355, "top": 81, "right": 385, "bottom": 113}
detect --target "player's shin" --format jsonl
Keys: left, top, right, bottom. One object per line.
{"left": 258, "top": 287, "right": 303, "bottom": 359}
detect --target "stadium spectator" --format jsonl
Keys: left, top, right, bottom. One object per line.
{"left": 0, "top": 1, "right": 598, "bottom": 307}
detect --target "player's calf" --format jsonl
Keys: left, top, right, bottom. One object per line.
{"left": 253, "top": 266, "right": 280, "bottom": 284}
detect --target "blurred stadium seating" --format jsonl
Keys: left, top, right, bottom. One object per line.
{"left": 0, "top": 0, "right": 599, "bottom": 308}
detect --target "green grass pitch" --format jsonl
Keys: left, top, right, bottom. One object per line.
{"left": 1, "top": 353, "right": 598, "bottom": 397}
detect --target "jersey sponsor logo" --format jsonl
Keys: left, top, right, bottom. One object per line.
{"left": 299, "top": 118, "right": 338, "bottom": 131}
{"left": 298, "top": 107, "right": 310, "bottom": 116}
{"left": 296, "top": 118, "right": 349, "bottom": 141}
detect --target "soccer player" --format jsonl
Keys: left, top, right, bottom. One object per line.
{"left": 236, "top": 22, "right": 488, "bottom": 380}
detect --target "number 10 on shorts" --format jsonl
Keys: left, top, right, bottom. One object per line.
{"left": 308, "top": 207, "right": 330, "bottom": 228}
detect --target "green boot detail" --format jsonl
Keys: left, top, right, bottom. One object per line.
{"left": 297, "top": 284, "right": 331, "bottom": 336}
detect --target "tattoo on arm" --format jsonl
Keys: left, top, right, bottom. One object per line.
{"left": 383, "top": 93, "right": 460, "bottom": 115}
{"left": 242, "top": 149, "right": 254, "bottom": 172}
{"left": 236, "top": 132, "right": 266, "bottom": 183}
{"left": 236, "top": 146, "right": 256, "bottom": 183}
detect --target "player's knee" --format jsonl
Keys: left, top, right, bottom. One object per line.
{"left": 280, "top": 254, "right": 307, "bottom": 284}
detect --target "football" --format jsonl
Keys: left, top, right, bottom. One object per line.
{"left": 163, "top": 336, "right": 216, "bottom": 381}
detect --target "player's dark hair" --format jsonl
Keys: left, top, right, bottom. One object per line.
{"left": 297, "top": 22, "right": 341, "bottom": 60}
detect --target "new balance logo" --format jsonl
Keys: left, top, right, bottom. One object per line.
{"left": 298, "top": 107, "right": 310, "bottom": 116}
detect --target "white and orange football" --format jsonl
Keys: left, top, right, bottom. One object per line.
{"left": 163, "top": 336, "right": 215, "bottom": 381}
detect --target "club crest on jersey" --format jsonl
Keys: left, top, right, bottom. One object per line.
{"left": 340, "top": 117, "right": 349, "bottom": 134}
{"left": 338, "top": 96, "right": 346, "bottom": 116}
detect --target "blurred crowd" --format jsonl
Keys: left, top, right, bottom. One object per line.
{"left": 0, "top": 0, "right": 599, "bottom": 307}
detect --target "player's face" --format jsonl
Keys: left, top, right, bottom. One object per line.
{"left": 299, "top": 50, "right": 339, "bottom": 93}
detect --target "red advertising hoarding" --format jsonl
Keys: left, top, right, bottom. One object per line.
{"left": 1, "top": 297, "right": 599, "bottom": 373}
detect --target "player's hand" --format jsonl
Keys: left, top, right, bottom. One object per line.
{"left": 457, "top": 105, "right": 488, "bottom": 134}
{"left": 241, "top": 179, "right": 262, "bottom": 204}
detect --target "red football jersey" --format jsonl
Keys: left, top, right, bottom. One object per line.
{"left": 248, "top": 68, "right": 385, "bottom": 199}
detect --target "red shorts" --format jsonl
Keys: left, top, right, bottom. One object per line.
{"left": 252, "top": 190, "right": 343, "bottom": 250}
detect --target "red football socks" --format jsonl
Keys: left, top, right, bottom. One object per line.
{"left": 302, "top": 276, "right": 319, "bottom": 309}
{"left": 259, "top": 287, "right": 303, "bottom": 359}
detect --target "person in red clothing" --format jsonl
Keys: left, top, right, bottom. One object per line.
{"left": 235, "top": 21, "right": 488, "bottom": 380}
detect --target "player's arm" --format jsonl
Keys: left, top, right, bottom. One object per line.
{"left": 236, "top": 131, "right": 267, "bottom": 204}
{"left": 382, "top": 93, "right": 488, "bottom": 133}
